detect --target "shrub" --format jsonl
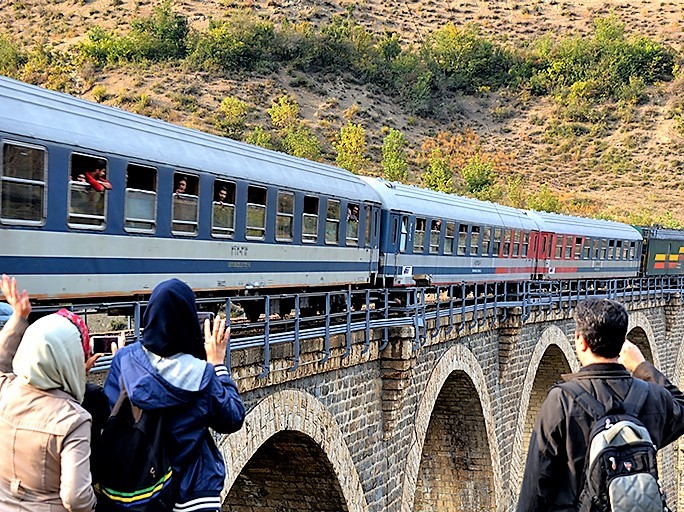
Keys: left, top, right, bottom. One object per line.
{"left": 459, "top": 155, "right": 497, "bottom": 200}
{"left": 282, "top": 125, "right": 321, "bottom": 161}
{"left": 189, "top": 11, "right": 275, "bottom": 71}
{"left": 216, "top": 96, "right": 248, "bottom": 140}
{"left": 334, "top": 122, "right": 370, "bottom": 174}
{"left": 0, "top": 34, "right": 26, "bottom": 78}
{"left": 381, "top": 128, "right": 409, "bottom": 183}
{"left": 245, "top": 125, "right": 274, "bottom": 149}
{"left": 420, "top": 23, "right": 514, "bottom": 93}
{"left": 267, "top": 95, "right": 300, "bottom": 130}
{"left": 422, "top": 149, "right": 454, "bottom": 193}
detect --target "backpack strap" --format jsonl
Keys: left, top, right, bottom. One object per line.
{"left": 559, "top": 378, "right": 650, "bottom": 419}
{"left": 558, "top": 381, "right": 606, "bottom": 419}
{"left": 622, "top": 378, "right": 649, "bottom": 417}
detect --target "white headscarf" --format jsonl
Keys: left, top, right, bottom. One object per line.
{"left": 12, "top": 314, "right": 86, "bottom": 403}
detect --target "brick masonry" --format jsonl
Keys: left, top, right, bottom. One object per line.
{"left": 202, "top": 297, "right": 684, "bottom": 511}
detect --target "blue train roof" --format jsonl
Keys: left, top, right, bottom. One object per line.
{"left": 361, "top": 177, "right": 540, "bottom": 231}
{"left": 0, "top": 76, "right": 381, "bottom": 203}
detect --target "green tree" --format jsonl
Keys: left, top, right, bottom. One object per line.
{"left": 459, "top": 154, "right": 496, "bottom": 199}
{"left": 422, "top": 149, "right": 454, "bottom": 193}
{"left": 216, "top": 96, "right": 248, "bottom": 140}
{"left": 267, "top": 95, "right": 300, "bottom": 130}
{"left": 244, "top": 125, "right": 273, "bottom": 149}
{"left": 381, "top": 128, "right": 409, "bottom": 182}
{"left": 334, "top": 122, "right": 369, "bottom": 174}
{"left": 0, "top": 34, "right": 25, "bottom": 78}
{"left": 527, "top": 184, "right": 563, "bottom": 213}
{"left": 282, "top": 125, "right": 321, "bottom": 160}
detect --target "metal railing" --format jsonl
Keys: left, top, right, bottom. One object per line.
{"left": 60, "top": 276, "right": 683, "bottom": 376}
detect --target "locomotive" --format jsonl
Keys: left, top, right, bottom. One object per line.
{"left": 1, "top": 76, "right": 682, "bottom": 319}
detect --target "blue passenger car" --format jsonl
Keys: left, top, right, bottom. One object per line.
{"left": 0, "top": 76, "right": 382, "bottom": 310}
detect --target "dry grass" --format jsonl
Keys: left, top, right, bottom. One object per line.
{"left": 3, "top": 0, "right": 684, "bottom": 222}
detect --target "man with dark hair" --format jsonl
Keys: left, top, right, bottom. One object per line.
{"left": 517, "top": 298, "right": 684, "bottom": 512}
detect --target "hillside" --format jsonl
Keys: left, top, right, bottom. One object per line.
{"left": 2, "top": 0, "right": 684, "bottom": 224}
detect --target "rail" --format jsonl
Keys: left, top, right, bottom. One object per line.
{"left": 42, "top": 276, "right": 683, "bottom": 377}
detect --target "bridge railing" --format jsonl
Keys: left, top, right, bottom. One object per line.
{"left": 75, "top": 276, "right": 684, "bottom": 376}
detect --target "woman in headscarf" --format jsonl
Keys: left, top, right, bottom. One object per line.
{"left": 103, "top": 278, "right": 245, "bottom": 512}
{"left": 0, "top": 275, "right": 96, "bottom": 512}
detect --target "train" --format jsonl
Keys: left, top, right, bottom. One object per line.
{"left": 1, "top": 75, "right": 683, "bottom": 319}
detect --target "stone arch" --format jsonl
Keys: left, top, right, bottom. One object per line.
{"left": 509, "top": 325, "right": 577, "bottom": 498}
{"left": 626, "top": 310, "right": 658, "bottom": 368}
{"left": 218, "top": 389, "right": 368, "bottom": 512}
{"left": 401, "top": 344, "right": 502, "bottom": 512}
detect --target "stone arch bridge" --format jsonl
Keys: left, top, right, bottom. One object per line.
{"left": 99, "top": 283, "right": 684, "bottom": 512}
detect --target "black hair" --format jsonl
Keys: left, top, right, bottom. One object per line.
{"left": 573, "top": 298, "right": 628, "bottom": 358}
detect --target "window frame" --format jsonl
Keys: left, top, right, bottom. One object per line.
{"left": 124, "top": 163, "right": 158, "bottom": 234}
{"left": 211, "top": 180, "right": 236, "bottom": 239}
{"left": 1, "top": 141, "right": 48, "bottom": 226}
{"left": 245, "top": 185, "right": 267, "bottom": 241}
{"left": 276, "top": 190, "right": 295, "bottom": 243}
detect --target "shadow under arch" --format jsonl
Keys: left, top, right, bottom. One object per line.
{"left": 400, "top": 344, "right": 502, "bottom": 512}
{"left": 508, "top": 325, "right": 577, "bottom": 501}
{"left": 626, "top": 311, "right": 658, "bottom": 368}
{"left": 218, "top": 389, "right": 368, "bottom": 512}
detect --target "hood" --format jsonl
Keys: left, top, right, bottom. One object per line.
{"left": 141, "top": 278, "right": 205, "bottom": 360}
{"left": 118, "top": 343, "right": 212, "bottom": 409}
{"left": 13, "top": 313, "right": 87, "bottom": 402}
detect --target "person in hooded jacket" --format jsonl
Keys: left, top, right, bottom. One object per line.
{"left": 102, "top": 278, "right": 245, "bottom": 512}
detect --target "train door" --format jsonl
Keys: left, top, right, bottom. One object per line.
{"left": 387, "top": 213, "right": 409, "bottom": 278}
{"left": 534, "top": 231, "right": 553, "bottom": 278}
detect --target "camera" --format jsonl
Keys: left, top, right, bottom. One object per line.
{"left": 91, "top": 334, "right": 120, "bottom": 355}
{"left": 197, "top": 311, "right": 215, "bottom": 334}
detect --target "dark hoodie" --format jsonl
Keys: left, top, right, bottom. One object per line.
{"left": 103, "top": 279, "right": 245, "bottom": 512}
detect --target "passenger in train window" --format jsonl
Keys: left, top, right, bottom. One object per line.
{"left": 72, "top": 173, "right": 87, "bottom": 183}
{"left": 175, "top": 176, "right": 188, "bottom": 195}
{"left": 347, "top": 204, "right": 359, "bottom": 222}
{"left": 216, "top": 186, "right": 228, "bottom": 204}
{"left": 85, "top": 159, "right": 112, "bottom": 192}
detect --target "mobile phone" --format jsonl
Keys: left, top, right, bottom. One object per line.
{"left": 198, "top": 312, "right": 215, "bottom": 333}
{"left": 91, "top": 334, "right": 119, "bottom": 355}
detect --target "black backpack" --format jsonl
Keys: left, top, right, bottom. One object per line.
{"left": 561, "top": 378, "right": 668, "bottom": 512}
{"left": 95, "top": 383, "right": 175, "bottom": 512}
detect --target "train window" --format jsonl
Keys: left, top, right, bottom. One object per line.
{"left": 172, "top": 173, "right": 199, "bottom": 236}
{"left": 364, "top": 205, "right": 372, "bottom": 247}
{"left": 325, "top": 199, "right": 340, "bottom": 245}
{"left": 1, "top": 142, "right": 46, "bottom": 224}
{"left": 246, "top": 185, "right": 267, "bottom": 240}
{"left": 600, "top": 239, "right": 607, "bottom": 259}
{"left": 470, "top": 226, "right": 481, "bottom": 256}
{"left": 503, "top": 229, "right": 512, "bottom": 257}
{"left": 212, "top": 181, "right": 235, "bottom": 238}
{"left": 564, "top": 237, "right": 573, "bottom": 259}
{"left": 623, "top": 241, "right": 630, "bottom": 260}
{"left": 593, "top": 239, "right": 600, "bottom": 259}
{"left": 400, "top": 217, "right": 408, "bottom": 253}
{"left": 521, "top": 231, "right": 529, "bottom": 257}
{"left": 607, "top": 240, "right": 615, "bottom": 259}
{"left": 302, "top": 196, "right": 318, "bottom": 243}
{"left": 346, "top": 202, "right": 359, "bottom": 246}
{"left": 511, "top": 230, "right": 520, "bottom": 257}
{"left": 457, "top": 224, "right": 468, "bottom": 256}
{"left": 573, "top": 237, "right": 582, "bottom": 259}
{"left": 414, "top": 218, "right": 426, "bottom": 253}
{"left": 554, "top": 236, "right": 563, "bottom": 259}
{"left": 69, "top": 154, "right": 108, "bottom": 229}
{"left": 629, "top": 241, "right": 637, "bottom": 260}
{"left": 482, "top": 227, "right": 492, "bottom": 256}
{"left": 276, "top": 191, "right": 294, "bottom": 242}
{"left": 444, "top": 222, "right": 455, "bottom": 255}
{"left": 583, "top": 238, "right": 592, "bottom": 259}
{"left": 492, "top": 227, "right": 502, "bottom": 257}
{"left": 429, "top": 219, "right": 441, "bottom": 254}
{"left": 615, "top": 240, "right": 623, "bottom": 260}
{"left": 124, "top": 164, "right": 157, "bottom": 233}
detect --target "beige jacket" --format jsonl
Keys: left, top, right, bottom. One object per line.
{"left": 0, "top": 314, "right": 96, "bottom": 512}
